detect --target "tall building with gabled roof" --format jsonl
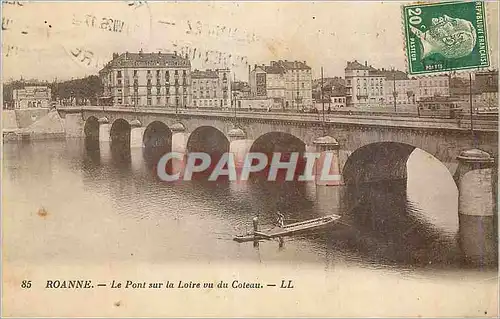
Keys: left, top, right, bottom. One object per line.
{"left": 98, "top": 50, "right": 191, "bottom": 108}
{"left": 249, "top": 60, "right": 312, "bottom": 109}
{"left": 344, "top": 60, "right": 385, "bottom": 108}
{"left": 191, "top": 68, "right": 231, "bottom": 108}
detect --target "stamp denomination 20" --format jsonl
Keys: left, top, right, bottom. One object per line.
{"left": 403, "top": 1, "right": 490, "bottom": 75}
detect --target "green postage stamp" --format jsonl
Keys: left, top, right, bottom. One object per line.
{"left": 403, "top": 1, "right": 490, "bottom": 75}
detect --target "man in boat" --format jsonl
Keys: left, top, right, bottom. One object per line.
{"left": 276, "top": 211, "right": 285, "bottom": 228}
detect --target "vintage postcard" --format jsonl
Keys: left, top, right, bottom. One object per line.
{"left": 1, "top": 1, "right": 499, "bottom": 317}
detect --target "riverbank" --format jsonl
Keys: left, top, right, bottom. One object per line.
{"left": 2, "top": 108, "right": 66, "bottom": 142}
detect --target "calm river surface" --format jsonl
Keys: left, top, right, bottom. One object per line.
{"left": 5, "top": 138, "right": 495, "bottom": 273}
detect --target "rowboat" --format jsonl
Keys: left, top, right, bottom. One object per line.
{"left": 233, "top": 214, "right": 341, "bottom": 243}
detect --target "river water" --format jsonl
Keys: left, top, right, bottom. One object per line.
{"left": 2, "top": 139, "right": 499, "bottom": 317}
{"left": 4, "top": 138, "right": 495, "bottom": 269}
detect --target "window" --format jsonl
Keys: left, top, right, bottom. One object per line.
{"left": 301, "top": 83, "right": 304, "bottom": 88}
{"left": 117, "top": 79, "right": 122, "bottom": 85}
{"left": 134, "top": 70, "right": 138, "bottom": 77}
{"left": 117, "top": 71, "right": 122, "bottom": 78}
{"left": 175, "top": 70, "right": 178, "bottom": 75}
{"left": 156, "top": 70, "right": 160, "bottom": 77}
{"left": 147, "top": 70, "right": 151, "bottom": 75}
{"left": 117, "top": 98, "right": 122, "bottom": 104}
{"left": 157, "top": 96, "right": 161, "bottom": 105}
{"left": 165, "top": 71, "right": 170, "bottom": 81}
{"left": 147, "top": 97, "right": 152, "bottom": 106}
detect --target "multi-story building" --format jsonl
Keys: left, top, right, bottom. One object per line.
{"left": 99, "top": 50, "right": 191, "bottom": 108}
{"left": 344, "top": 60, "right": 385, "bottom": 108}
{"left": 13, "top": 86, "right": 52, "bottom": 109}
{"left": 345, "top": 60, "right": 450, "bottom": 108}
{"left": 475, "top": 70, "right": 498, "bottom": 109}
{"left": 191, "top": 69, "right": 231, "bottom": 108}
{"left": 417, "top": 75, "right": 449, "bottom": 100}
{"left": 382, "top": 70, "right": 419, "bottom": 107}
{"left": 265, "top": 62, "right": 286, "bottom": 105}
{"left": 249, "top": 60, "right": 313, "bottom": 110}
{"left": 249, "top": 65, "right": 267, "bottom": 98}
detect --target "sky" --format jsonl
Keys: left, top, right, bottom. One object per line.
{"left": 2, "top": 1, "right": 499, "bottom": 82}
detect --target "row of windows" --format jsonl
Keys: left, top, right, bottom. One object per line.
{"left": 192, "top": 90, "right": 228, "bottom": 99}
{"left": 193, "top": 99, "right": 229, "bottom": 107}
{"left": 116, "top": 69, "right": 188, "bottom": 79}
{"left": 117, "top": 96, "right": 189, "bottom": 106}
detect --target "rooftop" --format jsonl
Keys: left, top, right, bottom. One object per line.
{"left": 345, "top": 60, "right": 409, "bottom": 80}
{"left": 191, "top": 69, "right": 219, "bottom": 79}
{"left": 100, "top": 51, "right": 191, "bottom": 71}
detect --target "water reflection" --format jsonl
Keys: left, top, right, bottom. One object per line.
{"left": 5, "top": 139, "right": 496, "bottom": 270}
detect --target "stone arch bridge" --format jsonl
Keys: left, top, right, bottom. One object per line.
{"left": 59, "top": 106, "right": 498, "bottom": 264}
{"left": 61, "top": 107, "right": 497, "bottom": 185}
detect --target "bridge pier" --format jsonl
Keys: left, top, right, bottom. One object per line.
{"left": 228, "top": 128, "right": 253, "bottom": 169}
{"left": 170, "top": 123, "right": 189, "bottom": 175}
{"left": 313, "top": 136, "right": 343, "bottom": 186}
{"left": 98, "top": 121, "right": 110, "bottom": 142}
{"left": 130, "top": 120, "right": 144, "bottom": 148}
{"left": 313, "top": 136, "right": 347, "bottom": 215}
{"left": 455, "top": 149, "right": 497, "bottom": 265}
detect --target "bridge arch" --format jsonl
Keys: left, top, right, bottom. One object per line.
{"left": 84, "top": 116, "right": 99, "bottom": 140}
{"left": 342, "top": 142, "right": 456, "bottom": 187}
{"left": 186, "top": 126, "right": 230, "bottom": 177}
{"left": 110, "top": 118, "right": 131, "bottom": 146}
{"left": 143, "top": 121, "right": 172, "bottom": 150}
{"left": 187, "top": 126, "right": 229, "bottom": 154}
{"left": 249, "top": 132, "right": 307, "bottom": 180}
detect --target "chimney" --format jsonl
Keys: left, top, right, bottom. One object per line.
{"left": 158, "top": 50, "right": 161, "bottom": 55}
{"left": 185, "top": 53, "right": 188, "bottom": 59}
{"left": 271, "top": 61, "right": 275, "bottom": 67}
{"left": 365, "top": 61, "right": 367, "bottom": 66}
{"left": 125, "top": 51, "right": 129, "bottom": 60}
{"left": 174, "top": 51, "right": 177, "bottom": 56}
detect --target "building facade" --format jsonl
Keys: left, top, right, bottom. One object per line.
{"left": 417, "top": 75, "right": 449, "bottom": 100}
{"left": 13, "top": 86, "right": 52, "bottom": 109}
{"left": 191, "top": 69, "right": 231, "bottom": 108}
{"left": 475, "top": 70, "right": 498, "bottom": 109}
{"left": 249, "top": 60, "right": 313, "bottom": 110}
{"left": 383, "top": 71, "right": 419, "bottom": 107}
{"left": 99, "top": 51, "right": 191, "bottom": 108}
{"left": 344, "top": 61, "right": 385, "bottom": 108}
{"left": 345, "top": 60, "right": 450, "bottom": 108}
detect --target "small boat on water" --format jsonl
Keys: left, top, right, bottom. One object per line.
{"left": 233, "top": 214, "right": 341, "bottom": 243}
